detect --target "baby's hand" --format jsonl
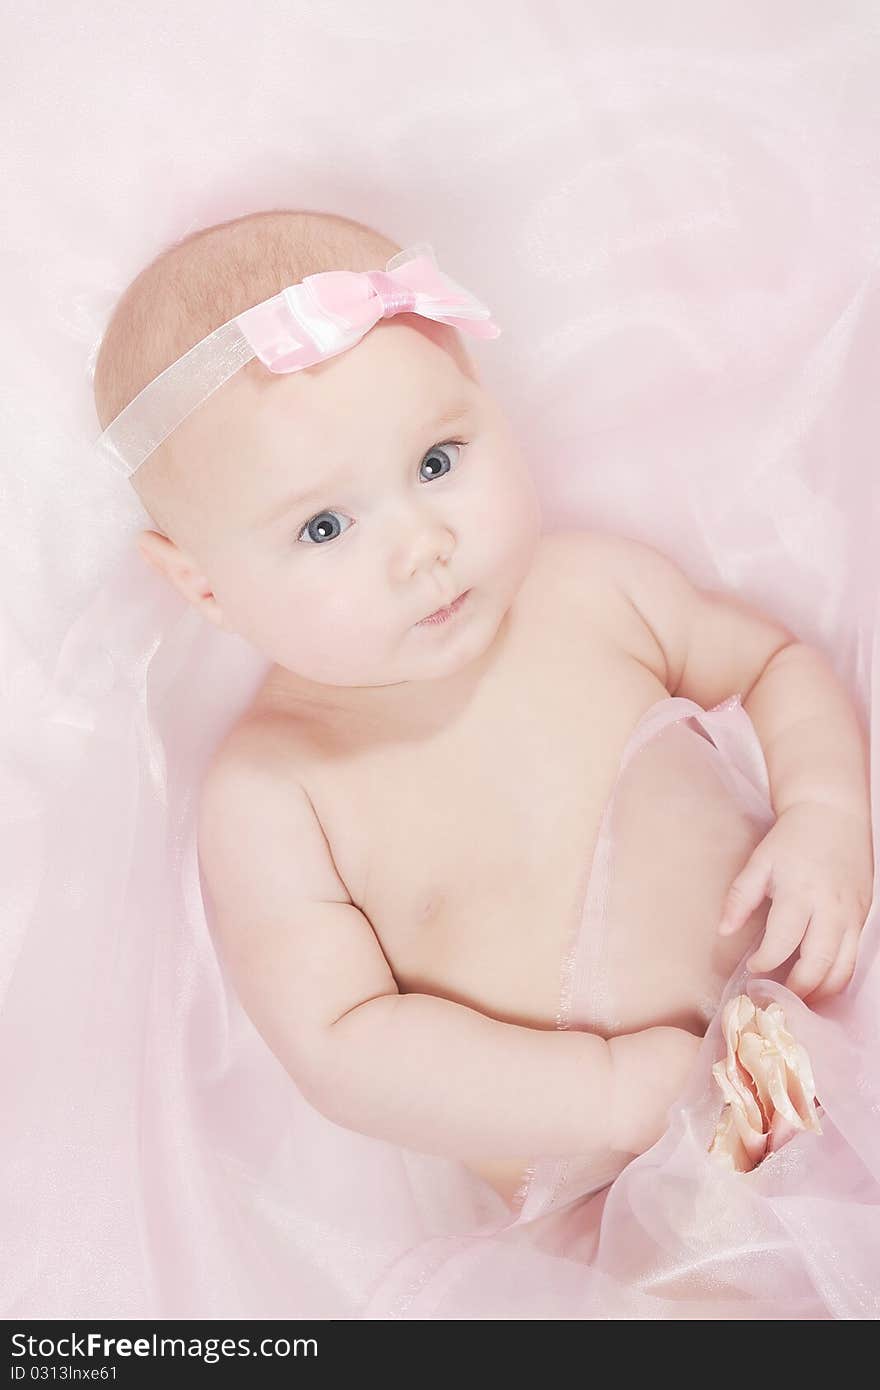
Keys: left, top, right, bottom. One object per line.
{"left": 717, "top": 801, "right": 874, "bottom": 1001}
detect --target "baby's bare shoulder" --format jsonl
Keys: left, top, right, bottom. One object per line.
{"left": 535, "top": 527, "right": 657, "bottom": 588}
{"left": 531, "top": 527, "right": 634, "bottom": 595}
{"left": 200, "top": 706, "right": 301, "bottom": 802}
{"left": 530, "top": 529, "right": 667, "bottom": 678}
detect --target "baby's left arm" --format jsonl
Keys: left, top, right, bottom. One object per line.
{"left": 587, "top": 532, "right": 874, "bottom": 1002}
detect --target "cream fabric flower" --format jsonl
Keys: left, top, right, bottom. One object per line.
{"left": 708, "top": 995, "right": 822, "bottom": 1172}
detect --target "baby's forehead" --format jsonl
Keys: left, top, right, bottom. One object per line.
{"left": 169, "top": 324, "right": 475, "bottom": 515}
{"left": 207, "top": 319, "right": 469, "bottom": 449}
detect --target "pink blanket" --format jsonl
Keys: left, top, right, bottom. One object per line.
{"left": 2, "top": 0, "right": 878, "bottom": 1319}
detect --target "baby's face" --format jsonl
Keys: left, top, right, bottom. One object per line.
{"left": 144, "top": 316, "right": 541, "bottom": 693}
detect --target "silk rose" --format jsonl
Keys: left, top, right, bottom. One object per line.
{"left": 708, "top": 994, "right": 822, "bottom": 1172}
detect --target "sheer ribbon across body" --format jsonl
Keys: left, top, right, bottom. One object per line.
{"left": 360, "top": 693, "right": 778, "bottom": 1317}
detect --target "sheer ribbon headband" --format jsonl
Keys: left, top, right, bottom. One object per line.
{"left": 95, "top": 242, "right": 501, "bottom": 478}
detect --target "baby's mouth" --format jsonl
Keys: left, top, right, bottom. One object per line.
{"left": 416, "top": 589, "right": 470, "bottom": 625}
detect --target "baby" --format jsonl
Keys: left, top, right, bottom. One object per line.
{"left": 93, "top": 209, "right": 874, "bottom": 1210}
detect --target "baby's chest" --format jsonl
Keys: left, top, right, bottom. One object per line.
{"left": 361, "top": 713, "right": 597, "bottom": 943}
{"left": 323, "top": 642, "right": 666, "bottom": 1028}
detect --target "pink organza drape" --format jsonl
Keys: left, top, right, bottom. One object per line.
{"left": 2, "top": 1, "right": 878, "bottom": 1318}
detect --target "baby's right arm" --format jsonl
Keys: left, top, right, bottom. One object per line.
{"left": 198, "top": 743, "right": 703, "bottom": 1163}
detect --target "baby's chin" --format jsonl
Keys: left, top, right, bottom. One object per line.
{"left": 271, "top": 590, "right": 502, "bottom": 704}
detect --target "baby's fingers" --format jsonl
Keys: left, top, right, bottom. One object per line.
{"left": 747, "top": 895, "right": 810, "bottom": 976}
{"left": 797, "top": 922, "right": 860, "bottom": 1002}
{"left": 784, "top": 910, "right": 849, "bottom": 999}
{"left": 718, "top": 853, "right": 772, "bottom": 936}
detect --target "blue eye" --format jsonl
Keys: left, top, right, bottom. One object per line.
{"left": 296, "top": 511, "right": 353, "bottom": 546}
{"left": 295, "top": 440, "right": 465, "bottom": 546}
{"left": 418, "top": 440, "right": 462, "bottom": 483}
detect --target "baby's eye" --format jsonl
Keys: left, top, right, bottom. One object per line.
{"left": 418, "top": 440, "right": 463, "bottom": 483}
{"left": 296, "top": 511, "right": 353, "bottom": 546}
{"left": 296, "top": 440, "right": 465, "bottom": 546}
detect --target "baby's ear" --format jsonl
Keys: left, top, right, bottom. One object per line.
{"left": 135, "top": 530, "right": 232, "bottom": 632}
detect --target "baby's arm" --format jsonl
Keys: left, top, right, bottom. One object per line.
{"left": 583, "top": 530, "right": 873, "bottom": 997}
{"left": 315, "top": 974, "right": 700, "bottom": 1161}
{"left": 198, "top": 743, "right": 701, "bottom": 1163}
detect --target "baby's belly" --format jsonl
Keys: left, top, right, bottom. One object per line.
{"left": 457, "top": 719, "right": 773, "bottom": 1205}
{"left": 407, "top": 717, "right": 771, "bottom": 1041}
{"left": 586, "top": 719, "right": 771, "bottom": 1038}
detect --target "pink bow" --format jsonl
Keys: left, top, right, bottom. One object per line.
{"left": 235, "top": 249, "right": 501, "bottom": 373}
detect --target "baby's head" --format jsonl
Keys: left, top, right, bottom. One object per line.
{"left": 93, "top": 210, "right": 541, "bottom": 701}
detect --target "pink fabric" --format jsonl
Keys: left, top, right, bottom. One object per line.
{"left": 237, "top": 253, "right": 501, "bottom": 374}
{"left": 357, "top": 695, "right": 817, "bottom": 1317}
{"left": 510, "top": 694, "right": 777, "bottom": 1227}
{"left": 3, "top": 1, "right": 879, "bottom": 1319}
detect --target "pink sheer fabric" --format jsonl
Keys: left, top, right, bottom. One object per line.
{"left": 2, "top": 1, "right": 879, "bottom": 1319}
{"left": 358, "top": 694, "right": 826, "bottom": 1318}
{"left": 511, "top": 694, "right": 778, "bottom": 1227}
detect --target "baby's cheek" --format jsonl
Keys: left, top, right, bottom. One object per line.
{"left": 478, "top": 466, "right": 541, "bottom": 571}
{"left": 467, "top": 447, "right": 536, "bottom": 556}
{"left": 277, "top": 592, "right": 390, "bottom": 683}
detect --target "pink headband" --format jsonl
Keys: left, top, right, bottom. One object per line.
{"left": 96, "top": 242, "right": 501, "bottom": 478}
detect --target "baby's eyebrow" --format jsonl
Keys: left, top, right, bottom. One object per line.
{"left": 252, "top": 400, "right": 472, "bottom": 530}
